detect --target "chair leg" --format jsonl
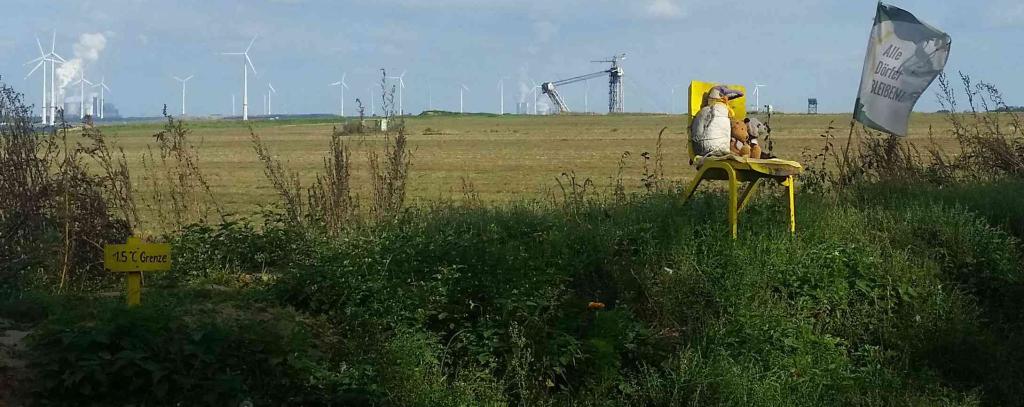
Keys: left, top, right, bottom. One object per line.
{"left": 726, "top": 167, "right": 739, "bottom": 239}
{"left": 738, "top": 179, "right": 763, "bottom": 212}
{"left": 682, "top": 167, "right": 707, "bottom": 203}
{"left": 785, "top": 175, "right": 796, "bottom": 235}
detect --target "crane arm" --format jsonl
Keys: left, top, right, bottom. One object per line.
{"left": 551, "top": 70, "right": 610, "bottom": 86}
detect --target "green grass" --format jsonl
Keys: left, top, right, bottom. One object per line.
{"left": 17, "top": 182, "right": 1023, "bottom": 406}
{"left": 94, "top": 113, "right": 955, "bottom": 232}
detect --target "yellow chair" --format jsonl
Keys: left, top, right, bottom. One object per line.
{"left": 682, "top": 80, "right": 803, "bottom": 238}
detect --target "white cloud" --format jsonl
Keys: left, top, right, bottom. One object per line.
{"left": 646, "top": 0, "right": 685, "bottom": 20}
{"left": 73, "top": 32, "right": 107, "bottom": 62}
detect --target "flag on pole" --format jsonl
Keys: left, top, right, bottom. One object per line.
{"left": 854, "top": 2, "right": 951, "bottom": 137}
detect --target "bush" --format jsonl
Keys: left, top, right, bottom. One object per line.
{"left": 263, "top": 190, "right": 1022, "bottom": 405}
{"left": 27, "top": 294, "right": 329, "bottom": 406}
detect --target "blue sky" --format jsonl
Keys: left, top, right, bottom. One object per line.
{"left": 2, "top": 0, "right": 1022, "bottom": 117}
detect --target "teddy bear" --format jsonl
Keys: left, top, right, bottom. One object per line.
{"left": 730, "top": 119, "right": 755, "bottom": 158}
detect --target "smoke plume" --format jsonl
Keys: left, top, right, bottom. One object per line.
{"left": 57, "top": 33, "right": 108, "bottom": 94}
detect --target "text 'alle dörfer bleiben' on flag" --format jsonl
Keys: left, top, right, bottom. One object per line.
{"left": 854, "top": 2, "right": 951, "bottom": 137}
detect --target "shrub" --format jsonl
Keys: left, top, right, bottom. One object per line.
{"left": 0, "top": 80, "right": 133, "bottom": 292}
{"left": 27, "top": 295, "right": 326, "bottom": 406}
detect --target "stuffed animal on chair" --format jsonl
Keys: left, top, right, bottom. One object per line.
{"left": 692, "top": 86, "right": 744, "bottom": 157}
{"left": 730, "top": 120, "right": 753, "bottom": 158}
{"left": 744, "top": 118, "right": 769, "bottom": 159}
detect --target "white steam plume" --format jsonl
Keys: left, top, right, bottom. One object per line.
{"left": 57, "top": 33, "right": 108, "bottom": 94}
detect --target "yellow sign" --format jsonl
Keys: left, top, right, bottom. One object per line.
{"left": 104, "top": 237, "right": 172, "bottom": 273}
{"left": 104, "top": 237, "right": 171, "bottom": 306}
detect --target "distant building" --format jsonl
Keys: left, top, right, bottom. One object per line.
{"left": 102, "top": 102, "right": 121, "bottom": 118}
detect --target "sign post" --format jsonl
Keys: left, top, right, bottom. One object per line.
{"left": 103, "top": 237, "right": 171, "bottom": 306}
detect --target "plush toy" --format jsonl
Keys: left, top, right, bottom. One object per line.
{"left": 744, "top": 117, "right": 770, "bottom": 159}
{"left": 691, "top": 86, "right": 744, "bottom": 157}
{"left": 730, "top": 120, "right": 753, "bottom": 158}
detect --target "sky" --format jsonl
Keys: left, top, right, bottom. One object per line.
{"left": 2, "top": 0, "right": 1023, "bottom": 118}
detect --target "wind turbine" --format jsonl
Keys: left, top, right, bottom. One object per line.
{"left": 367, "top": 86, "right": 375, "bottom": 116}
{"left": 92, "top": 77, "right": 112, "bottom": 119}
{"left": 387, "top": 71, "right": 406, "bottom": 115}
{"left": 752, "top": 83, "right": 766, "bottom": 113}
{"left": 173, "top": 75, "right": 193, "bottom": 116}
{"left": 459, "top": 84, "right": 469, "bottom": 114}
{"left": 498, "top": 78, "right": 506, "bottom": 115}
{"left": 25, "top": 32, "right": 66, "bottom": 125}
{"left": 25, "top": 37, "right": 49, "bottom": 124}
{"left": 328, "top": 73, "right": 349, "bottom": 116}
{"left": 221, "top": 35, "right": 258, "bottom": 120}
{"left": 267, "top": 83, "right": 276, "bottom": 115}
{"left": 529, "top": 79, "right": 541, "bottom": 115}
{"left": 71, "top": 70, "right": 93, "bottom": 119}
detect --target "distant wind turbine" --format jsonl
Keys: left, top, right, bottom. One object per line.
{"left": 368, "top": 86, "right": 375, "bottom": 116}
{"left": 753, "top": 83, "right": 766, "bottom": 113}
{"left": 71, "top": 70, "right": 93, "bottom": 119}
{"left": 328, "top": 73, "right": 349, "bottom": 116}
{"left": 529, "top": 78, "right": 540, "bottom": 115}
{"left": 459, "top": 84, "right": 469, "bottom": 114}
{"left": 173, "top": 75, "right": 194, "bottom": 116}
{"left": 387, "top": 71, "right": 406, "bottom": 115}
{"left": 267, "top": 82, "right": 276, "bottom": 115}
{"left": 498, "top": 78, "right": 507, "bottom": 115}
{"left": 25, "top": 31, "right": 65, "bottom": 125}
{"left": 221, "top": 35, "right": 258, "bottom": 120}
{"left": 92, "top": 77, "right": 112, "bottom": 119}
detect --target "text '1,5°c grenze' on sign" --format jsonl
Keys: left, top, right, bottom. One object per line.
{"left": 104, "top": 237, "right": 172, "bottom": 306}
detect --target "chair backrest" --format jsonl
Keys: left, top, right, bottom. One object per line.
{"left": 686, "top": 80, "right": 748, "bottom": 159}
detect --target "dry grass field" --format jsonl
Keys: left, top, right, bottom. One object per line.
{"left": 98, "top": 113, "right": 954, "bottom": 216}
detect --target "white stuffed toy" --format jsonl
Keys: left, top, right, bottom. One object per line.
{"left": 691, "top": 86, "right": 744, "bottom": 157}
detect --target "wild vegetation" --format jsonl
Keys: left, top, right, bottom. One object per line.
{"left": 1, "top": 72, "right": 1023, "bottom": 406}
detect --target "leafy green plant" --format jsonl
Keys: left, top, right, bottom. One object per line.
{"left": 27, "top": 297, "right": 326, "bottom": 406}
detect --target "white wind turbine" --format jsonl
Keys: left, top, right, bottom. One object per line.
{"left": 267, "top": 82, "right": 276, "bottom": 115}
{"left": 498, "top": 78, "right": 507, "bottom": 115}
{"left": 173, "top": 75, "right": 194, "bottom": 116}
{"left": 24, "top": 38, "right": 49, "bottom": 123}
{"left": 71, "top": 70, "right": 93, "bottom": 119}
{"left": 328, "top": 73, "right": 349, "bottom": 116}
{"left": 752, "top": 83, "right": 766, "bottom": 113}
{"left": 529, "top": 79, "right": 541, "bottom": 115}
{"left": 459, "top": 84, "right": 469, "bottom": 114}
{"left": 25, "top": 31, "right": 66, "bottom": 125}
{"left": 387, "top": 71, "right": 406, "bottom": 115}
{"left": 221, "top": 36, "right": 258, "bottom": 121}
{"left": 92, "top": 77, "right": 112, "bottom": 119}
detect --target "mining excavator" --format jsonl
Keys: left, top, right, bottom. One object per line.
{"left": 541, "top": 53, "right": 625, "bottom": 114}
